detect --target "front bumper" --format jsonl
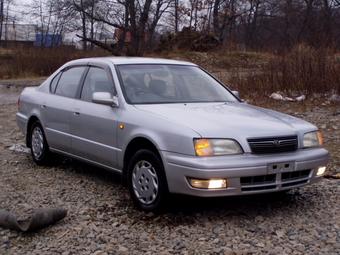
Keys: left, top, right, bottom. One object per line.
{"left": 162, "top": 148, "right": 329, "bottom": 197}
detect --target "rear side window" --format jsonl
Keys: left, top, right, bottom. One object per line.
{"left": 55, "top": 66, "right": 87, "bottom": 98}
{"left": 50, "top": 72, "right": 62, "bottom": 93}
{"left": 81, "top": 67, "right": 114, "bottom": 102}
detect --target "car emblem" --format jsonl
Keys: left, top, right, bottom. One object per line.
{"left": 273, "top": 139, "right": 280, "bottom": 146}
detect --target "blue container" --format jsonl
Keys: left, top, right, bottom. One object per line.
{"left": 34, "top": 34, "right": 62, "bottom": 47}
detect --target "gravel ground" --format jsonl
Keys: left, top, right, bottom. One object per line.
{"left": 0, "top": 80, "right": 339, "bottom": 255}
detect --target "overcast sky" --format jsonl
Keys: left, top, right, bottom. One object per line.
{"left": 7, "top": 0, "right": 33, "bottom": 23}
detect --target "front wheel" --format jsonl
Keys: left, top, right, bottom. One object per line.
{"left": 127, "top": 149, "right": 168, "bottom": 212}
{"left": 30, "top": 121, "right": 52, "bottom": 165}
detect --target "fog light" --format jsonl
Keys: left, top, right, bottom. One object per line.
{"left": 189, "top": 178, "right": 227, "bottom": 189}
{"left": 317, "top": 166, "right": 326, "bottom": 176}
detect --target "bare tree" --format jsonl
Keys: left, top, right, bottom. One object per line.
{"left": 0, "top": 0, "right": 4, "bottom": 45}
{"left": 25, "top": 0, "right": 340, "bottom": 52}
{"left": 174, "top": 0, "right": 179, "bottom": 32}
{"left": 213, "top": 0, "right": 241, "bottom": 43}
{"left": 30, "top": 0, "right": 73, "bottom": 47}
{"left": 147, "top": 0, "right": 172, "bottom": 48}
{"left": 71, "top": 0, "right": 170, "bottom": 55}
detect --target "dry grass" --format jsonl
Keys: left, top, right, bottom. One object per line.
{"left": 154, "top": 49, "right": 273, "bottom": 71}
{"left": 157, "top": 46, "right": 340, "bottom": 96}
{"left": 1, "top": 45, "right": 339, "bottom": 96}
{"left": 228, "top": 45, "right": 340, "bottom": 95}
{"left": 0, "top": 47, "right": 109, "bottom": 79}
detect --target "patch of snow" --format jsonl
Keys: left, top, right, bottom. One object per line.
{"left": 295, "top": 95, "right": 306, "bottom": 101}
{"left": 284, "top": 96, "right": 294, "bottom": 101}
{"left": 269, "top": 92, "right": 284, "bottom": 100}
{"left": 330, "top": 94, "right": 340, "bottom": 102}
{"left": 8, "top": 144, "right": 30, "bottom": 154}
{"left": 269, "top": 92, "right": 306, "bottom": 102}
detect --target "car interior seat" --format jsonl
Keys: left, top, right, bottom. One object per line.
{"left": 149, "top": 79, "right": 167, "bottom": 97}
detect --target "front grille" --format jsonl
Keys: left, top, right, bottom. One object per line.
{"left": 241, "top": 174, "right": 276, "bottom": 186}
{"left": 240, "top": 174, "right": 276, "bottom": 192}
{"left": 248, "top": 136, "right": 298, "bottom": 154}
{"left": 282, "top": 170, "right": 311, "bottom": 181}
{"left": 281, "top": 170, "right": 311, "bottom": 188}
{"left": 240, "top": 169, "right": 311, "bottom": 192}
{"left": 242, "top": 185, "right": 277, "bottom": 192}
{"left": 282, "top": 180, "right": 308, "bottom": 188}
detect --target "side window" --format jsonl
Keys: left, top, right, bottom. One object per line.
{"left": 55, "top": 66, "right": 87, "bottom": 98}
{"left": 50, "top": 72, "right": 62, "bottom": 93}
{"left": 81, "top": 67, "right": 114, "bottom": 102}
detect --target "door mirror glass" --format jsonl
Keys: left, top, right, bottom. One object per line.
{"left": 92, "top": 92, "right": 119, "bottom": 107}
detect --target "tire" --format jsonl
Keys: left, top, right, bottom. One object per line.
{"left": 127, "top": 149, "right": 168, "bottom": 212}
{"left": 29, "top": 121, "right": 52, "bottom": 165}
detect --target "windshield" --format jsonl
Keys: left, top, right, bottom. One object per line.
{"left": 116, "top": 64, "right": 238, "bottom": 104}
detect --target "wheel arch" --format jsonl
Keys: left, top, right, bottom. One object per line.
{"left": 122, "top": 136, "right": 164, "bottom": 182}
{"left": 26, "top": 115, "right": 41, "bottom": 148}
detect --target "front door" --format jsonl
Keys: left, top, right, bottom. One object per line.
{"left": 70, "top": 65, "right": 119, "bottom": 169}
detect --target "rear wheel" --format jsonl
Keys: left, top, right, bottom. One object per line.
{"left": 30, "top": 121, "right": 52, "bottom": 165}
{"left": 127, "top": 149, "right": 168, "bottom": 212}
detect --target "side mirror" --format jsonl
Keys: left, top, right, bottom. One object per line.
{"left": 232, "top": 90, "right": 240, "bottom": 98}
{"left": 92, "top": 92, "right": 119, "bottom": 107}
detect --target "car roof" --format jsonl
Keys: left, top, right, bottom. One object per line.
{"left": 67, "top": 57, "right": 197, "bottom": 66}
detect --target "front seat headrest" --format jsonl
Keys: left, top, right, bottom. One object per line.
{"left": 149, "top": 79, "right": 167, "bottom": 96}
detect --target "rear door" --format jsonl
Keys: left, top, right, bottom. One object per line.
{"left": 42, "top": 66, "right": 87, "bottom": 153}
{"left": 70, "top": 64, "right": 119, "bottom": 169}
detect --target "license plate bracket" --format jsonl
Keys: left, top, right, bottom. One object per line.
{"left": 267, "top": 162, "right": 295, "bottom": 174}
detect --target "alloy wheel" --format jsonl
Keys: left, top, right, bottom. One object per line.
{"left": 31, "top": 126, "right": 44, "bottom": 159}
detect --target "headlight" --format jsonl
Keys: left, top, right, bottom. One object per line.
{"left": 303, "top": 131, "right": 323, "bottom": 148}
{"left": 194, "top": 139, "right": 243, "bottom": 156}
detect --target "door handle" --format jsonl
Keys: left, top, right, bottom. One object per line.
{"left": 40, "top": 104, "right": 46, "bottom": 109}
{"left": 74, "top": 112, "right": 80, "bottom": 116}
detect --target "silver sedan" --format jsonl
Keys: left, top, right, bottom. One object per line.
{"left": 16, "top": 57, "right": 329, "bottom": 211}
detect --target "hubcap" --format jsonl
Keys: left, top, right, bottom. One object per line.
{"left": 31, "top": 126, "right": 44, "bottom": 159}
{"left": 132, "top": 160, "right": 159, "bottom": 205}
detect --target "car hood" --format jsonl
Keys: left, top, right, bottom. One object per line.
{"left": 135, "top": 102, "right": 316, "bottom": 138}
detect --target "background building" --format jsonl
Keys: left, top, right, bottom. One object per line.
{"left": 1, "top": 23, "right": 37, "bottom": 47}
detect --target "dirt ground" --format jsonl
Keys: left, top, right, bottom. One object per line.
{"left": 0, "top": 79, "right": 339, "bottom": 255}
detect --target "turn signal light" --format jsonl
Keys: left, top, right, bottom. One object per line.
{"left": 317, "top": 131, "right": 323, "bottom": 146}
{"left": 194, "top": 139, "right": 213, "bottom": 156}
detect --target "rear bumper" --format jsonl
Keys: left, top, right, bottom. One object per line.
{"left": 161, "top": 148, "right": 329, "bottom": 197}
